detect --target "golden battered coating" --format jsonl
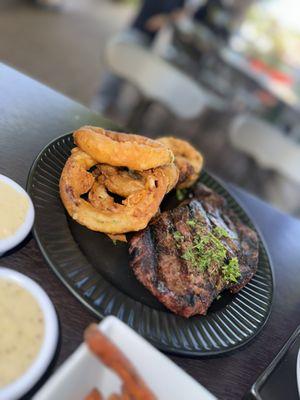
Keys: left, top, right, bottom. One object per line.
{"left": 59, "top": 148, "right": 170, "bottom": 234}
{"left": 157, "top": 137, "right": 203, "bottom": 189}
{"left": 74, "top": 126, "right": 174, "bottom": 171}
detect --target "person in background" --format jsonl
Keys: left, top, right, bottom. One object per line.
{"left": 91, "top": 0, "right": 186, "bottom": 114}
{"left": 194, "top": 0, "right": 235, "bottom": 41}
{"left": 35, "top": 0, "right": 64, "bottom": 10}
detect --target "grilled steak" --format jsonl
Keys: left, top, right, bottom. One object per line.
{"left": 129, "top": 184, "right": 259, "bottom": 318}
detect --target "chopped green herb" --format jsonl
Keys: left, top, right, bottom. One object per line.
{"left": 182, "top": 230, "right": 226, "bottom": 272}
{"left": 187, "top": 219, "right": 196, "bottom": 227}
{"left": 173, "top": 231, "right": 184, "bottom": 241}
{"left": 182, "top": 249, "right": 196, "bottom": 264}
{"left": 176, "top": 188, "right": 187, "bottom": 201}
{"left": 222, "top": 257, "right": 240, "bottom": 283}
{"left": 181, "top": 227, "right": 240, "bottom": 282}
{"left": 112, "top": 239, "right": 117, "bottom": 245}
{"left": 213, "top": 226, "right": 229, "bottom": 238}
{"left": 217, "top": 295, "right": 221, "bottom": 300}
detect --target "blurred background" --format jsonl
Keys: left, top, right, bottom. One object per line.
{"left": 1, "top": 0, "right": 300, "bottom": 216}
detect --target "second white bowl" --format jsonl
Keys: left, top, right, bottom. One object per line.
{"left": 0, "top": 268, "right": 59, "bottom": 400}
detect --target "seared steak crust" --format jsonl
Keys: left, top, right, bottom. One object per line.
{"left": 129, "top": 184, "right": 259, "bottom": 318}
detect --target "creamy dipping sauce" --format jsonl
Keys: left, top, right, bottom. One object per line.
{"left": 0, "top": 279, "right": 44, "bottom": 388}
{"left": 0, "top": 181, "right": 29, "bottom": 240}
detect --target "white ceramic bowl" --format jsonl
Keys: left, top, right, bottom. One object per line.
{"left": 34, "top": 316, "right": 216, "bottom": 400}
{"left": 0, "top": 175, "right": 35, "bottom": 257}
{"left": 0, "top": 268, "right": 59, "bottom": 400}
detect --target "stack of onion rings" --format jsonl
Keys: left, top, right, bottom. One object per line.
{"left": 59, "top": 127, "right": 180, "bottom": 240}
{"left": 60, "top": 127, "right": 203, "bottom": 241}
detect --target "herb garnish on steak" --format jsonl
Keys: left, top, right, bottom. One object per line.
{"left": 129, "top": 184, "right": 259, "bottom": 318}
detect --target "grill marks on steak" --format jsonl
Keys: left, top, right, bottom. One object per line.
{"left": 129, "top": 184, "right": 259, "bottom": 318}
{"left": 192, "top": 184, "right": 259, "bottom": 293}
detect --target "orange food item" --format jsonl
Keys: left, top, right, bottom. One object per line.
{"left": 84, "top": 324, "right": 157, "bottom": 400}
{"left": 107, "top": 233, "right": 127, "bottom": 243}
{"left": 85, "top": 388, "right": 103, "bottom": 400}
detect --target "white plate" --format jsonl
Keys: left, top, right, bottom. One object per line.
{"left": 34, "top": 316, "right": 216, "bottom": 400}
{"left": 0, "top": 174, "right": 35, "bottom": 256}
{"left": 0, "top": 268, "right": 59, "bottom": 400}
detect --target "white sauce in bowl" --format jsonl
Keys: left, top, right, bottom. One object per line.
{"left": 0, "top": 278, "right": 44, "bottom": 388}
{"left": 0, "top": 181, "right": 29, "bottom": 240}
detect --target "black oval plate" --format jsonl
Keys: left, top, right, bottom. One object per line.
{"left": 27, "top": 133, "right": 273, "bottom": 357}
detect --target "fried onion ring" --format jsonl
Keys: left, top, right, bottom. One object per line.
{"left": 59, "top": 148, "right": 169, "bottom": 234}
{"left": 97, "top": 165, "right": 145, "bottom": 198}
{"left": 97, "top": 163, "right": 178, "bottom": 198}
{"left": 162, "top": 163, "right": 180, "bottom": 193}
{"left": 74, "top": 126, "right": 174, "bottom": 171}
{"left": 157, "top": 137, "right": 203, "bottom": 189}
{"left": 88, "top": 165, "right": 178, "bottom": 213}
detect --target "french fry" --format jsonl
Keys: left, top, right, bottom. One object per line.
{"left": 84, "top": 324, "right": 156, "bottom": 400}
{"left": 85, "top": 388, "right": 103, "bottom": 400}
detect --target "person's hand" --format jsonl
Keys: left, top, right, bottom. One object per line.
{"left": 145, "top": 14, "right": 169, "bottom": 32}
{"left": 171, "top": 9, "right": 188, "bottom": 22}
{"left": 146, "top": 10, "right": 188, "bottom": 32}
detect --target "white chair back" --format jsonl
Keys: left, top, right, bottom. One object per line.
{"left": 106, "top": 37, "right": 225, "bottom": 120}
{"left": 230, "top": 115, "right": 300, "bottom": 184}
